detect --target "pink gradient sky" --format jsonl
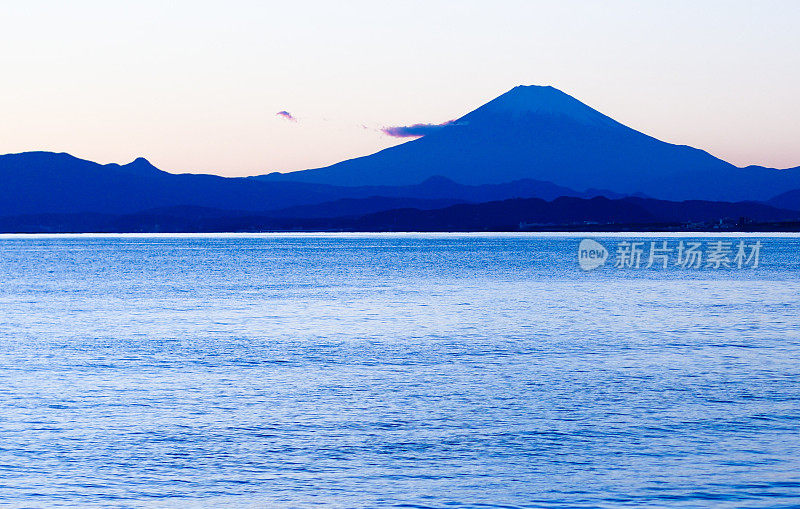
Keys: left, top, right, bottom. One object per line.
{"left": 1, "top": 0, "right": 798, "bottom": 176}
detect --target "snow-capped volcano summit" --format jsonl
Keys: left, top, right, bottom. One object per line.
{"left": 460, "top": 85, "right": 620, "bottom": 128}
{"left": 262, "top": 86, "right": 800, "bottom": 201}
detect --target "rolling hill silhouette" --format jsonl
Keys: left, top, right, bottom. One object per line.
{"left": 0, "top": 151, "right": 341, "bottom": 215}
{"left": 1, "top": 196, "right": 796, "bottom": 233}
{"left": 0, "top": 152, "right": 611, "bottom": 217}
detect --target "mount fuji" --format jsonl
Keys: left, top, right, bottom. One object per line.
{"left": 263, "top": 85, "right": 800, "bottom": 202}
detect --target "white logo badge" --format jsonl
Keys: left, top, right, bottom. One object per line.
{"left": 578, "top": 239, "right": 608, "bottom": 271}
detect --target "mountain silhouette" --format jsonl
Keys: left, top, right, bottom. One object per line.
{"left": 0, "top": 151, "right": 346, "bottom": 215}
{"left": 3, "top": 86, "right": 800, "bottom": 231}
{"left": 1, "top": 152, "right": 797, "bottom": 233}
{"left": 767, "top": 188, "right": 800, "bottom": 211}
{"left": 262, "top": 85, "right": 800, "bottom": 201}
{"left": 2, "top": 196, "right": 796, "bottom": 233}
{"left": 0, "top": 151, "right": 602, "bottom": 217}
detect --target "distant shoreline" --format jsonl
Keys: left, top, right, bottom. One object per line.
{"left": 3, "top": 230, "right": 800, "bottom": 238}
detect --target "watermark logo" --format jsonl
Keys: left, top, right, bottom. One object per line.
{"left": 578, "top": 239, "right": 609, "bottom": 271}
{"left": 578, "top": 238, "right": 762, "bottom": 270}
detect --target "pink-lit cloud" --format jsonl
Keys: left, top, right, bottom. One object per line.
{"left": 276, "top": 110, "right": 296, "bottom": 122}
{"left": 381, "top": 120, "right": 459, "bottom": 138}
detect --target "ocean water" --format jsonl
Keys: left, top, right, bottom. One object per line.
{"left": 0, "top": 233, "right": 799, "bottom": 508}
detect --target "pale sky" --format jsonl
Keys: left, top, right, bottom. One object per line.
{"left": 1, "top": 0, "right": 798, "bottom": 176}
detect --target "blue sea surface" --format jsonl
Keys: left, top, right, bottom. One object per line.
{"left": 0, "top": 233, "right": 799, "bottom": 508}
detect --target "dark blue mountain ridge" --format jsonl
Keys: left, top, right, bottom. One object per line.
{"left": 767, "top": 188, "right": 800, "bottom": 211}
{"left": 2, "top": 195, "right": 797, "bottom": 233}
{"left": 261, "top": 85, "right": 800, "bottom": 201}
{"left": 3, "top": 85, "right": 800, "bottom": 219}
{"left": 0, "top": 151, "right": 344, "bottom": 215}
{"left": 0, "top": 151, "right": 608, "bottom": 216}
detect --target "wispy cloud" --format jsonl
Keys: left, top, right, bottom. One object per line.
{"left": 381, "top": 120, "right": 458, "bottom": 138}
{"left": 276, "top": 110, "right": 296, "bottom": 122}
